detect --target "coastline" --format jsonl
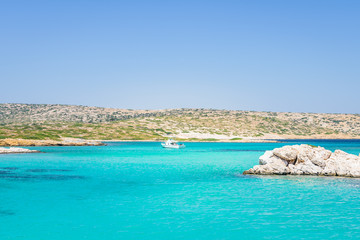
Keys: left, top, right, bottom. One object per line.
{"left": 1, "top": 138, "right": 360, "bottom": 147}
{"left": 100, "top": 138, "right": 360, "bottom": 143}
{"left": 0, "top": 138, "right": 105, "bottom": 147}
{"left": 99, "top": 139, "right": 281, "bottom": 143}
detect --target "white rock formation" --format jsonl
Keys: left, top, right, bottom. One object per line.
{"left": 0, "top": 147, "right": 40, "bottom": 154}
{"left": 243, "top": 144, "right": 360, "bottom": 178}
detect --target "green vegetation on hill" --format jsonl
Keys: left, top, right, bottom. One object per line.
{"left": 0, "top": 104, "right": 359, "bottom": 140}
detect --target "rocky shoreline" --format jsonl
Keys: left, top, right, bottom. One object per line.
{"left": 100, "top": 139, "right": 280, "bottom": 143}
{"left": 244, "top": 144, "right": 360, "bottom": 178}
{"left": 0, "top": 147, "right": 40, "bottom": 154}
{"left": 0, "top": 138, "right": 105, "bottom": 147}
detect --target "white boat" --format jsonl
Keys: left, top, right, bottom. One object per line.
{"left": 161, "top": 138, "right": 185, "bottom": 149}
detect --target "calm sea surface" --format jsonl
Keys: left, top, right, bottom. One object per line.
{"left": 1, "top": 141, "right": 360, "bottom": 240}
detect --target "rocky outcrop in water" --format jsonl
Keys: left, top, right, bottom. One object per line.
{"left": 243, "top": 144, "right": 360, "bottom": 178}
{"left": 0, "top": 138, "right": 105, "bottom": 147}
{"left": 0, "top": 147, "right": 40, "bottom": 154}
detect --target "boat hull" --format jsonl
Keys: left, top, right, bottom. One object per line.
{"left": 161, "top": 143, "right": 185, "bottom": 149}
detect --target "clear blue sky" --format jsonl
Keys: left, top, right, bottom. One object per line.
{"left": 1, "top": 0, "right": 359, "bottom": 113}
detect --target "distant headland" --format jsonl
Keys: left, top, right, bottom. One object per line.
{"left": 0, "top": 103, "right": 359, "bottom": 144}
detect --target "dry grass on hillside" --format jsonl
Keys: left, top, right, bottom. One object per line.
{"left": 0, "top": 104, "right": 359, "bottom": 140}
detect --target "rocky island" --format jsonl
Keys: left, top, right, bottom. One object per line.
{"left": 1, "top": 104, "right": 360, "bottom": 142}
{"left": 244, "top": 145, "right": 360, "bottom": 178}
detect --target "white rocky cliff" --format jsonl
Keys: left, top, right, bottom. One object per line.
{"left": 243, "top": 144, "right": 360, "bottom": 178}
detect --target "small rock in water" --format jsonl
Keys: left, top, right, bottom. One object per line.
{"left": 243, "top": 144, "right": 360, "bottom": 178}
{"left": 0, "top": 147, "right": 40, "bottom": 154}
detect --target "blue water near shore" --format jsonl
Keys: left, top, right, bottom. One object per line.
{"left": 1, "top": 141, "right": 360, "bottom": 240}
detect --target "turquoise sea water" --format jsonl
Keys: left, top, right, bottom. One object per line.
{"left": 1, "top": 141, "right": 360, "bottom": 240}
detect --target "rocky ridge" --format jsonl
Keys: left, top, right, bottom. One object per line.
{"left": 243, "top": 145, "right": 360, "bottom": 178}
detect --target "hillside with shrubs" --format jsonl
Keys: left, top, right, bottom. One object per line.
{"left": 0, "top": 104, "right": 359, "bottom": 141}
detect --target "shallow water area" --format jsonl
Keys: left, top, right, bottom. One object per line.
{"left": 1, "top": 141, "right": 360, "bottom": 240}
